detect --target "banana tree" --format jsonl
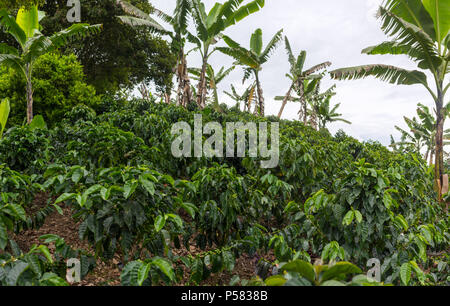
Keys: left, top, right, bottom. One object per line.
{"left": 308, "top": 85, "right": 351, "bottom": 130}
{"left": 189, "top": 0, "right": 265, "bottom": 109}
{"left": 0, "top": 98, "right": 10, "bottom": 138}
{"left": 278, "top": 37, "right": 331, "bottom": 120}
{"left": 217, "top": 28, "right": 283, "bottom": 116}
{"left": 329, "top": 0, "right": 450, "bottom": 197}
{"left": 117, "top": 0, "right": 195, "bottom": 108}
{"left": 275, "top": 76, "right": 321, "bottom": 122}
{"left": 0, "top": 5, "right": 101, "bottom": 124}
{"left": 189, "top": 64, "right": 235, "bottom": 110}
{"left": 224, "top": 83, "right": 256, "bottom": 112}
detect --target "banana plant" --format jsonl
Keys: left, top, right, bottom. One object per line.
{"left": 189, "top": 0, "right": 265, "bottom": 109}
{"left": 329, "top": 0, "right": 450, "bottom": 197}
{"left": 189, "top": 64, "right": 235, "bottom": 111}
{"left": 117, "top": 0, "right": 195, "bottom": 108}
{"left": 0, "top": 5, "right": 101, "bottom": 124}
{"left": 0, "top": 98, "right": 10, "bottom": 138}
{"left": 277, "top": 37, "right": 331, "bottom": 119}
{"left": 217, "top": 28, "right": 283, "bottom": 116}
{"left": 224, "top": 83, "right": 256, "bottom": 112}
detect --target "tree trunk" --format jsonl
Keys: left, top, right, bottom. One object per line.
{"left": 278, "top": 82, "right": 294, "bottom": 118}
{"left": 434, "top": 87, "right": 445, "bottom": 200}
{"left": 26, "top": 65, "right": 33, "bottom": 124}
{"left": 197, "top": 52, "right": 208, "bottom": 109}
{"left": 255, "top": 72, "right": 264, "bottom": 117}
{"left": 176, "top": 51, "right": 192, "bottom": 108}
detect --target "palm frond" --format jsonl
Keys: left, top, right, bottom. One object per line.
{"left": 117, "top": 15, "right": 166, "bottom": 32}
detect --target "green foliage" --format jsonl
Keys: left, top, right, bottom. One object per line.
{"left": 0, "top": 235, "right": 95, "bottom": 286}
{"left": 0, "top": 96, "right": 447, "bottom": 286}
{"left": 0, "top": 53, "right": 100, "bottom": 126}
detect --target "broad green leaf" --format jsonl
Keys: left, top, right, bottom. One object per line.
{"left": 29, "top": 115, "right": 47, "bottom": 130}
{"left": 394, "top": 214, "right": 409, "bottom": 231}
{"left": 120, "top": 261, "right": 141, "bottom": 286}
{"left": 37, "top": 245, "right": 53, "bottom": 263}
{"left": 100, "top": 187, "right": 111, "bottom": 201}
{"left": 139, "top": 177, "right": 155, "bottom": 196}
{"left": 0, "top": 220, "right": 7, "bottom": 250}
{"left": 40, "top": 272, "right": 69, "bottom": 286}
{"left": 422, "top": 0, "right": 450, "bottom": 43}
{"left": 123, "top": 181, "right": 138, "bottom": 199}
{"left": 5, "top": 261, "right": 28, "bottom": 285}
{"left": 354, "top": 210, "right": 363, "bottom": 223}
{"left": 250, "top": 28, "right": 263, "bottom": 55}
{"left": 137, "top": 263, "right": 151, "bottom": 286}
{"left": 321, "top": 280, "right": 345, "bottom": 286}
{"left": 166, "top": 214, "right": 183, "bottom": 228}
{"left": 180, "top": 202, "right": 197, "bottom": 218}
{"left": 52, "top": 204, "right": 63, "bottom": 215}
{"left": 54, "top": 193, "right": 76, "bottom": 205}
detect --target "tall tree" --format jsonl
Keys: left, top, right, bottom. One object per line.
{"left": 0, "top": 5, "right": 101, "bottom": 123}
{"left": 217, "top": 28, "right": 283, "bottom": 116}
{"left": 277, "top": 37, "right": 331, "bottom": 119}
{"left": 189, "top": 0, "right": 265, "bottom": 109}
{"left": 117, "top": 0, "right": 194, "bottom": 107}
{"left": 330, "top": 0, "right": 450, "bottom": 198}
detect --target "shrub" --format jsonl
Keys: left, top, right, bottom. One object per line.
{"left": 0, "top": 53, "right": 100, "bottom": 127}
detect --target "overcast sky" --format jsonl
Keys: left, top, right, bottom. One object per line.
{"left": 151, "top": 0, "right": 445, "bottom": 146}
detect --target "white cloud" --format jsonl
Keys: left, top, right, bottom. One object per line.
{"left": 151, "top": 0, "right": 443, "bottom": 146}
